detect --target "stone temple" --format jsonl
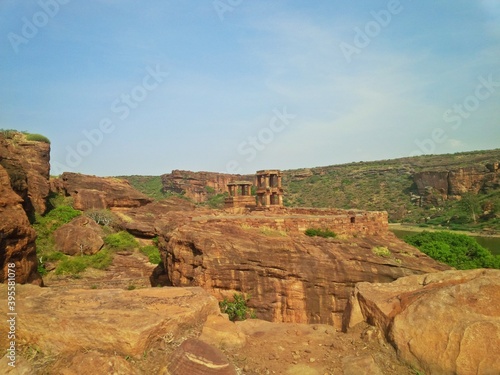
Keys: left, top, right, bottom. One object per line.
{"left": 224, "top": 170, "right": 284, "bottom": 211}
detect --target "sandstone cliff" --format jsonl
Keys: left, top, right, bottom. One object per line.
{"left": 0, "top": 131, "right": 51, "bottom": 216}
{"left": 413, "top": 162, "right": 499, "bottom": 204}
{"left": 54, "top": 172, "right": 153, "bottom": 210}
{"left": 161, "top": 170, "right": 253, "bottom": 203}
{"left": 160, "top": 210, "right": 450, "bottom": 328}
{"left": 0, "top": 165, "right": 42, "bottom": 284}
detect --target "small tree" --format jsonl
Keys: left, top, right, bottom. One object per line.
{"left": 460, "top": 193, "right": 481, "bottom": 224}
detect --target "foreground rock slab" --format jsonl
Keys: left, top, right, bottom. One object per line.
{"left": 343, "top": 269, "right": 500, "bottom": 374}
{"left": 0, "top": 285, "right": 220, "bottom": 364}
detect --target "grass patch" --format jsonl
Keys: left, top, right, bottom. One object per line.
{"left": 25, "top": 133, "right": 50, "bottom": 144}
{"left": 260, "top": 227, "right": 287, "bottom": 237}
{"left": 372, "top": 246, "right": 391, "bottom": 257}
{"left": 103, "top": 231, "right": 138, "bottom": 250}
{"left": 304, "top": 228, "right": 337, "bottom": 238}
{"left": 140, "top": 245, "right": 162, "bottom": 264}
{"left": 53, "top": 249, "right": 113, "bottom": 275}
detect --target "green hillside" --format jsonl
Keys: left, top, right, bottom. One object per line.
{"left": 121, "top": 149, "right": 500, "bottom": 233}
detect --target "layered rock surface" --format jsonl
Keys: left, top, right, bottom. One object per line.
{"left": 0, "top": 132, "right": 50, "bottom": 216}
{"left": 0, "top": 165, "right": 41, "bottom": 284}
{"left": 161, "top": 212, "right": 450, "bottom": 327}
{"left": 54, "top": 172, "right": 153, "bottom": 210}
{"left": 343, "top": 269, "right": 500, "bottom": 374}
{"left": 0, "top": 285, "right": 220, "bottom": 373}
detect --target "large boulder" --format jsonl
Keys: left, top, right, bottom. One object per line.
{"left": 0, "top": 165, "right": 41, "bottom": 285}
{"left": 343, "top": 269, "right": 500, "bottom": 374}
{"left": 161, "top": 213, "right": 449, "bottom": 328}
{"left": 56, "top": 172, "right": 152, "bottom": 210}
{"left": 0, "top": 285, "right": 220, "bottom": 361}
{"left": 53, "top": 215, "right": 104, "bottom": 255}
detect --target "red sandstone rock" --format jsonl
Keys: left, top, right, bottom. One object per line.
{"left": 161, "top": 210, "right": 449, "bottom": 328}
{"left": 343, "top": 269, "right": 500, "bottom": 374}
{"left": 0, "top": 165, "right": 41, "bottom": 285}
{"left": 0, "top": 285, "right": 220, "bottom": 358}
{"left": 0, "top": 132, "right": 50, "bottom": 215}
{"left": 57, "top": 172, "right": 152, "bottom": 210}
{"left": 53, "top": 215, "right": 104, "bottom": 255}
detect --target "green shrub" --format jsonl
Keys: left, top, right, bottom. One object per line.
{"left": 219, "top": 293, "right": 256, "bottom": 321}
{"left": 140, "top": 245, "right": 162, "bottom": 264}
{"left": 55, "top": 257, "right": 87, "bottom": 275}
{"left": 304, "top": 228, "right": 337, "bottom": 238}
{"left": 53, "top": 250, "right": 113, "bottom": 275}
{"left": 404, "top": 231, "right": 500, "bottom": 270}
{"left": 25, "top": 133, "right": 50, "bottom": 144}
{"left": 372, "top": 246, "right": 391, "bottom": 257}
{"left": 103, "top": 231, "right": 138, "bottom": 250}
{"left": 39, "top": 206, "right": 81, "bottom": 230}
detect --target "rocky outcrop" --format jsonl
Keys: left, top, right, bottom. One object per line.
{"left": 343, "top": 269, "right": 500, "bottom": 374}
{"left": 0, "top": 285, "right": 220, "bottom": 370}
{"left": 0, "top": 165, "right": 41, "bottom": 285}
{"left": 161, "top": 212, "right": 450, "bottom": 328}
{"left": 413, "top": 163, "right": 499, "bottom": 205}
{"left": 161, "top": 170, "right": 252, "bottom": 203}
{"left": 0, "top": 132, "right": 50, "bottom": 216}
{"left": 55, "top": 172, "right": 153, "bottom": 210}
{"left": 53, "top": 215, "right": 104, "bottom": 255}
{"left": 118, "top": 198, "right": 196, "bottom": 238}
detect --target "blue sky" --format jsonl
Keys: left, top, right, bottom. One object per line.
{"left": 1, "top": 0, "right": 499, "bottom": 176}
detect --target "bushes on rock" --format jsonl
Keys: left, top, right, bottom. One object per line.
{"left": 140, "top": 245, "right": 161, "bottom": 264}
{"left": 304, "top": 228, "right": 337, "bottom": 238}
{"left": 404, "top": 231, "right": 500, "bottom": 269}
{"left": 103, "top": 231, "right": 138, "bottom": 250}
{"left": 219, "top": 293, "right": 256, "bottom": 321}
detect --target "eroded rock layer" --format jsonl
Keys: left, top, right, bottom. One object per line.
{"left": 161, "top": 210, "right": 450, "bottom": 327}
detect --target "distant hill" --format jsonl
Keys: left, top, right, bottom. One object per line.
{"left": 120, "top": 149, "right": 500, "bottom": 233}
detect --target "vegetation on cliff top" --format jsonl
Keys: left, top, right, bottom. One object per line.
{"left": 0, "top": 129, "right": 50, "bottom": 144}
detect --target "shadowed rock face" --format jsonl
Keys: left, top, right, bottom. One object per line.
{"left": 343, "top": 269, "right": 500, "bottom": 375}
{"left": 161, "top": 214, "right": 450, "bottom": 328}
{"left": 0, "top": 132, "right": 50, "bottom": 216}
{"left": 0, "top": 165, "right": 41, "bottom": 285}
{"left": 56, "top": 172, "right": 153, "bottom": 210}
